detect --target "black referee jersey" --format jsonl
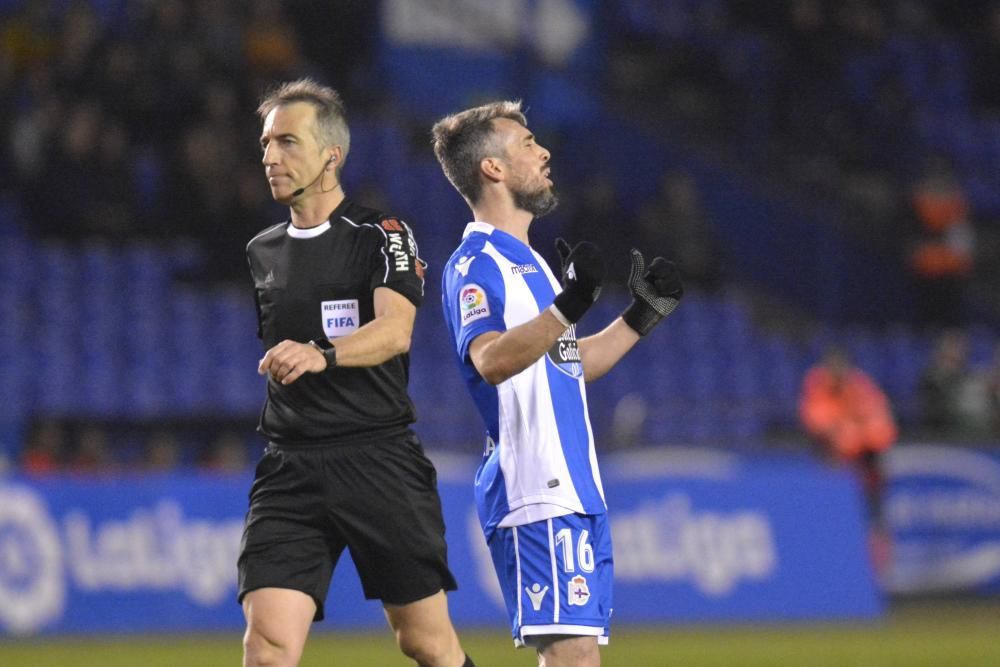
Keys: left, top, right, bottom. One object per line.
{"left": 246, "top": 197, "right": 427, "bottom": 447}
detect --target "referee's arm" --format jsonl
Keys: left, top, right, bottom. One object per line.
{"left": 258, "top": 287, "right": 415, "bottom": 385}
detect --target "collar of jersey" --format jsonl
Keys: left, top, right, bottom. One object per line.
{"left": 463, "top": 221, "right": 495, "bottom": 238}
{"left": 286, "top": 220, "right": 331, "bottom": 238}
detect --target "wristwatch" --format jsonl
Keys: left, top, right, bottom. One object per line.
{"left": 310, "top": 337, "right": 338, "bottom": 369}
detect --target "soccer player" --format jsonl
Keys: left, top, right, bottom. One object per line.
{"left": 238, "top": 79, "right": 474, "bottom": 667}
{"left": 432, "top": 102, "right": 683, "bottom": 666}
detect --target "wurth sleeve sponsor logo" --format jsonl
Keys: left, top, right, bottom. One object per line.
{"left": 386, "top": 231, "right": 410, "bottom": 271}
{"left": 380, "top": 218, "right": 415, "bottom": 273}
{"left": 460, "top": 284, "right": 490, "bottom": 325}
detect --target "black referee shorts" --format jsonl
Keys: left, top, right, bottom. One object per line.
{"left": 237, "top": 433, "right": 458, "bottom": 621}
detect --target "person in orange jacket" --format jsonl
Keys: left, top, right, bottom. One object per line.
{"left": 799, "top": 345, "right": 897, "bottom": 577}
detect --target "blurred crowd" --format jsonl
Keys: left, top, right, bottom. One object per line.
{"left": 2, "top": 0, "right": 1000, "bottom": 474}
{"left": 1, "top": 0, "right": 378, "bottom": 280}
{"left": 16, "top": 418, "right": 251, "bottom": 475}
{"left": 918, "top": 328, "right": 1000, "bottom": 438}
{"left": 607, "top": 0, "right": 1000, "bottom": 326}
{"left": 4, "top": 1, "right": 998, "bottom": 306}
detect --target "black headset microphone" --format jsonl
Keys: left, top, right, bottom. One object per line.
{"left": 291, "top": 155, "right": 336, "bottom": 198}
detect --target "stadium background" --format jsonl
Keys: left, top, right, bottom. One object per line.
{"left": 1, "top": 1, "right": 999, "bottom": 665}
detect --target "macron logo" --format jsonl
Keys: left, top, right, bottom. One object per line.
{"left": 455, "top": 256, "right": 474, "bottom": 277}
{"left": 510, "top": 263, "right": 538, "bottom": 275}
{"left": 525, "top": 583, "right": 549, "bottom": 611}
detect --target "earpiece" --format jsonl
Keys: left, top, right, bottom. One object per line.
{"left": 292, "top": 154, "right": 337, "bottom": 197}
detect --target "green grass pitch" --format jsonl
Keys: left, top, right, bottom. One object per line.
{"left": 2, "top": 599, "right": 997, "bottom": 667}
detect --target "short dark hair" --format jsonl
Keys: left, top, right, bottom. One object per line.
{"left": 257, "top": 78, "right": 350, "bottom": 170}
{"left": 431, "top": 101, "right": 527, "bottom": 204}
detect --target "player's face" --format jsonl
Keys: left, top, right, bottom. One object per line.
{"left": 495, "top": 118, "right": 558, "bottom": 217}
{"left": 260, "top": 102, "right": 326, "bottom": 203}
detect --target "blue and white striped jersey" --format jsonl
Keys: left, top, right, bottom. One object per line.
{"left": 442, "top": 222, "right": 607, "bottom": 539}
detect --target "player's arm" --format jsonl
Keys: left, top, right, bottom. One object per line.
{"left": 578, "top": 318, "right": 640, "bottom": 382}
{"left": 321, "top": 286, "right": 415, "bottom": 365}
{"left": 258, "top": 287, "right": 414, "bottom": 385}
{"left": 580, "top": 249, "right": 684, "bottom": 382}
{"left": 470, "top": 238, "right": 605, "bottom": 385}
{"left": 469, "top": 310, "right": 568, "bottom": 385}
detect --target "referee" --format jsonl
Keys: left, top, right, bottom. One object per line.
{"left": 238, "top": 79, "right": 474, "bottom": 667}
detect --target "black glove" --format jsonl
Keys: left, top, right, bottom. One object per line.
{"left": 551, "top": 238, "right": 606, "bottom": 324}
{"left": 622, "top": 249, "right": 683, "bottom": 336}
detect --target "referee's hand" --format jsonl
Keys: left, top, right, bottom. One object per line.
{"left": 258, "top": 340, "right": 328, "bottom": 385}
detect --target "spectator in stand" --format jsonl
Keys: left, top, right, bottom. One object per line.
{"left": 143, "top": 431, "right": 183, "bottom": 472}
{"left": 243, "top": 0, "right": 305, "bottom": 82}
{"left": 201, "top": 430, "right": 250, "bottom": 472}
{"left": 20, "top": 419, "right": 65, "bottom": 474}
{"left": 918, "top": 329, "right": 977, "bottom": 437}
{"left": 67, "top": 425, "right": 116, "bottom": 474}
{"left": 799, "top": 345, "right": 897, "bottom": 576}
{"left": 0, "top": 2, "right": 56, "bottom": 76}
{"left": 907, "top": 157, "right": 976, "bottom": 328}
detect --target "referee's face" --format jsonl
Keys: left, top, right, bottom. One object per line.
{"left": 260, "top": 102, "right": 327, "bottom": 203}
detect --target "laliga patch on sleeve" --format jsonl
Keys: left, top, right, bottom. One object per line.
{"left": 321, "top": 299, "right": 360, "bottom": 338}
{"left": 460, "top": 284, "right": 490, "bottom": 326}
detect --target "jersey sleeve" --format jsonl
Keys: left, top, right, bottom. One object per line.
{"left": 246, "top": 243, "right": 265, "bottom": 340}
{"left": 445, "top": 252, "right": 507, "bottom": 361}
{"left": 369, "top": 217, "right": 427, "bottom": 307}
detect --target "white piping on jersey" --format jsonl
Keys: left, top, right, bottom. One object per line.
{"left": 286, "top": 220, "right": 331, "bottom": 238}
{"left": 548, "top": 518, "right": 560, "bottom": 623}
{"left": 514, "top": 526, "right": 523, "bottom": 629}
{"left": 368, "top": 220, "right": 394, "bottom": 285}
{"left": 246, "top": 222, "right": 285, "bottom": 251}
{"left": 401, "top": 218, "right": 427, "bottom": 297}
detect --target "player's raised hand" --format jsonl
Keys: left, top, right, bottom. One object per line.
{"left": 258, "top": 340, "right": 328, "bottom": 385}
{"left": 551, "top": 238, "right": 606, "bottom": 325}
{"left": 622, "top": 248, "right": 683, "bottom": 336}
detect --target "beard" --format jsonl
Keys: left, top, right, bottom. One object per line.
{"left": 511, "top": 182, "right": 559, "bottom": 218}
